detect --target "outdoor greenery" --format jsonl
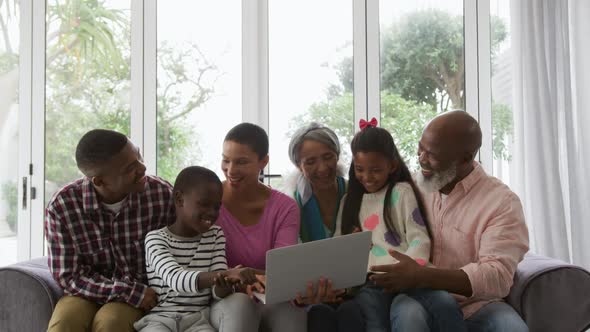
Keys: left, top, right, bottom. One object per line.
{"left": 291, "top": 9, "right": 512, "bottom": 170}
{"left": 0, "top": 3, "right": 515, "bottom": 231}
{"left": 41, "top": 1, "right": 215, "bottom": 187}
{"left": 1, "top": 181, "right": 17, "bottom": 232}
{"left": 0, "top": 1, "right": 217, "bottom": 230}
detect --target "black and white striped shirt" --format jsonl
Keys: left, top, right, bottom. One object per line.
{"left": 144, "top": 225, "right": 227, "bottom": 316}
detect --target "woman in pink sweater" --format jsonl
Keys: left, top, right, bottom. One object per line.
{"left": 215, "top": 123, "right": 307, "bottom": 332}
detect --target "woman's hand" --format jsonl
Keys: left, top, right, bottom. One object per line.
{"left": 294, "top": 277, "right": 346, "bottom": 305}
{"left": 233, "top": 274, "right": 266, "bottom": 299}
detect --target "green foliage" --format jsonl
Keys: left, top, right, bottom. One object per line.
{"left": 308, "top": 9, "right": 513, "bottom": 166}
{"left": 44, "top": 0, "right": 132, "bottom": 187}
{"left": 47, "top": 0, "right": 128, "bottom": 75}
{"left": 380, "top": 93, "right": 437, "bottom": 169}
{"left": 490, "top": 15, "right": 508, "bottom": 66}
{"left": 42, "top": 1, "right": 211, "bottom": 192}
{"left": 290, "top": 92, "right": 435, "bottom": 171}
{"left": 381, "top": 9, "right": 465, "bottom": 110}
{"left": 155, "top": 42, "right": 217, "bottom": 183}
{"left": 1, "top": 181, "right": 17, "bottom": 233}
{"left": 156, "top": 114, "right": 201, "bottom": 184}
{"left": 0, "top": 52, "right": 17, "bottom": 74}
{"left": 492, "top": 101, "right": 513, "bottom": 161}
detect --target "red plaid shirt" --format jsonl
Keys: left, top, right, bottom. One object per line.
{"left": 45, "top": 175, "right": 175, "bottom": 307}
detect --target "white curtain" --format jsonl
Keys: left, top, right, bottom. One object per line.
{"left": 511, "top": 0, "right": 590, "bottom": 268}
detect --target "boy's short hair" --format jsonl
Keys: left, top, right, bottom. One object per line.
{"left": 224, "top": 123, "right": 268, "bottom": 159}
{"left": 75, "top": 129, "right": 129, "bottom": 176}
{"left": 173, "top": 166, "right": 222, "bottom": 194}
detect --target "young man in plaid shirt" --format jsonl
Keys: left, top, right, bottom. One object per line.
{"left": 45, "top": 129, "right": 175, "bottom": 332}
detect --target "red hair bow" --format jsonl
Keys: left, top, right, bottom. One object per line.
{"left": 359, "top": 117, "right": 378, "bottom": 130}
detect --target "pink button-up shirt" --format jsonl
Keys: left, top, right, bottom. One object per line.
{"left": 423, "top": 162, "right": 529, "bottom": 318}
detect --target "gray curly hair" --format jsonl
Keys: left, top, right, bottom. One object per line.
{"left": 288, "top": 122, "right": 341, "bottom": 166}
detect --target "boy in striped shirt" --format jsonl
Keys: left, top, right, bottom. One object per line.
{"left": 135, "top": 166, "right": 262, "bottom": 332}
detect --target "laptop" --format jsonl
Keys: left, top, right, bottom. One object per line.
{"left": 253, "top": 231, "right": 372, "bottom": 305}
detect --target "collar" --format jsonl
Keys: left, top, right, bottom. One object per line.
{"left": 450, "top": 161, "right": 485, "bottom": 195}
{"left": 81, "top": 177, "right": 101, "bottom": 213}
{"left": 81, "top": 177, "right": 138, "bottom": 213}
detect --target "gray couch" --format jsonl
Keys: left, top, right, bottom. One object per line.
{"left": 1, "top": 254, "right": 589, "bottom": 332}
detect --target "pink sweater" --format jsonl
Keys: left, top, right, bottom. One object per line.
{"left": 216, "top": 189, "right": 300, "bottom": 270}
{"left": 423, "top": 162, "right": 529, "bottom": 318}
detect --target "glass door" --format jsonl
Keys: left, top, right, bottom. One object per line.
{"left": 0, "top": 0, "right": 22, "bottom": 266}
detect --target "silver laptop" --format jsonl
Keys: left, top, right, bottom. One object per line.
{"left": 253, "top": 231, "right": 372, "bottom": 305}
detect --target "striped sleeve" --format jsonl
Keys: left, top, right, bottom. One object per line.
{"left": 145, "top": 231, "right": 201, "bottom": 293}
{"left": 210, "top": 228, "right": 228, "bottom": 272}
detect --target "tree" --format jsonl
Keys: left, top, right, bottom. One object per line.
{"left": 289, "top": 92, "right": 435, "bottom": 171}
{"left": 381, "top": 9, "right": 465, "bottom": 111}
{"left": 381, "top": 9, "right": 507, "bottom": 112}
{"left": 294, "top": 9, "right": 511, "bottom": 169}
{"left": 336, "top": 9, "right": 507, "bottom": 114}
{"left": 1, "top": 1, "right": 219, "bottom": 230}
{"left": 491, "top": 101, "right": 513, "bottom": 161}
{"left": 156, "top": 41, "right": 220, "bottom": 182}
{"left": 42, "top": 1, "right": 219, "bottom": 187}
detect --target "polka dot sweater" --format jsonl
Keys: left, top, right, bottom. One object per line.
{"left": 336, "top": 182, "right": 431, "bottom": 269}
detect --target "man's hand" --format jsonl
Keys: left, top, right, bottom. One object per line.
{"left": 139, "top": 287, "right": 158, "bottom": 312}
{"left": 294, "top": 277, "right": 346, "bottom": 305}
{"left": 369, "top": 250, "right": 423, "bottom": 293}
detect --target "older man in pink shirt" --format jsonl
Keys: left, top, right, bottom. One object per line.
{"left": 370, "top": 111, "right": 529, "bottom": 332}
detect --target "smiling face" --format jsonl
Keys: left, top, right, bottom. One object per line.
{"left": 175, "top": 182, "right": 223, "bottom": 236}
{"left": 298, "top": 140, "right": 339, "bottom": 191}
{"left": 415, "top": 126, "right": 459, "bottom": 193}
{"left": 91, "top": 141, "right": 147, "bottom": 203}
{"left": 221, "top": 140, "right": 269, "bottom": 190}
{"left": 353, "top": 151, "right": 396, "bottom": 193}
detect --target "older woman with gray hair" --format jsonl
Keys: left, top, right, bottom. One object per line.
{"left": 287, "top": 123, "right": 365, "bottom": 332}
{"left": 288, "top": 122, "right": 347, "bottom": 242}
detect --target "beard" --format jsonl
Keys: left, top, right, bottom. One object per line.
{"left": 416, "top": 164, "right": 458, "bottom": 193}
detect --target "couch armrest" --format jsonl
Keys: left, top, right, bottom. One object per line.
{"left": 506, "top": 253, "right": 590, "bottom": 332}
{"left": 0, "top": 257, "right": 63, "bottom": 332}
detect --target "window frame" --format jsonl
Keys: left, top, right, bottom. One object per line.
{"left": 17, "top": 0, "right": 493, "bottom": 261}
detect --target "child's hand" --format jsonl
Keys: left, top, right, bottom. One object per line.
{"left": 139, "top": 287, "right": 158, "bottom": 312}
{"left": 213, "top": 272, "right": 234, "bottom": 289}
{"left": 224, "top": 267, "right": 265, "bottom": 285}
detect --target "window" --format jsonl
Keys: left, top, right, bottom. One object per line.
{"left": 490, "top": 0, "right": 513, "bottom": 187}
{"left": 156, "top": 0, "right": 242, "bottom": 182}
{"left": 0, "top": 0, "right": 20, "bottom": 266}
{"left": 379, "top": 0, "right": 465, "bottom": 170}
{"left": 11, "top": 1, "right": 499, "bottom": 261}
{"left": 268, "top": 0, "right": 354, "bottom": 189}
{"left": 44, "top": 0, "right": 131, "bottom": 202}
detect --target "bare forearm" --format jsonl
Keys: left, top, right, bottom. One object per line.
{"left": 198, "top": 271, "right": 234, "bottom": 298}
{"left": 213, "top": 285, "right": 233, "bottom": 298}
{"left": 196, "top": 271, "right": 219, "bottom": 290}
{"left": 416, "top": 267, "right": 473, "bottom": 297}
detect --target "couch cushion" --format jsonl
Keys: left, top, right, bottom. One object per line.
{"left": 507, "top": 253, "right": 590, "bottom": 332}
{"left": 0, "top": 257, "right": 63, "bottom": 332}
